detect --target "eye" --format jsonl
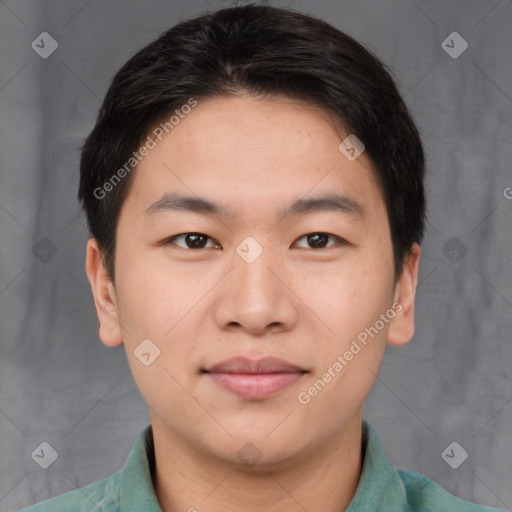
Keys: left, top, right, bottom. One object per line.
{"left": 162, "top": 232, "right": 344, "bottom": 250}
{"left": 293, "top": 232, "right": 345, "bottom": 249}
{"left": 164, "top": 232, "right": 220, "bottom": 249}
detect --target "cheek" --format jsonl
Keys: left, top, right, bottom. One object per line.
{"left": 294, "top": 250, "right": 394, "bottom": 402}
{"left": 114, "top": 254, "right": 208, "bottom": 372}
{"left": 114, "top": 264, "right": 199, "bottom": 409}
{"left": 113, "top": 254, "right": 181, "bottom": 348}
{"left": 295, "top": 254, "right": 393, "bottom": 330}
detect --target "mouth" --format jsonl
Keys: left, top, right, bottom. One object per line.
{"left": 201, "top": 356, "right": 309, "bottom": 401}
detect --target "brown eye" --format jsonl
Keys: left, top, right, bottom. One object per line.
{"left": 166, "top": 233, "right": 220, "bottom": 249}
{"left": 294, "top": 232, "right": 342, "bottom": 249}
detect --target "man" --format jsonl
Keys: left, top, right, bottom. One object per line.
{"left": 21, "top": 4, "right": 505, "bottom": 511}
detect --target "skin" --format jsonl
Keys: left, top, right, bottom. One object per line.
{"left": 86, "top": 94, "right": 420, "bottom": 512}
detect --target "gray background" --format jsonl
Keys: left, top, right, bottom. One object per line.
{"left": 0, "top": 0, "right": 511, "bottom": 510}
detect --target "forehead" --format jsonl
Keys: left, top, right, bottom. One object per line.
{"left": 122, "top": 94, "right": 385, "bottom": 223}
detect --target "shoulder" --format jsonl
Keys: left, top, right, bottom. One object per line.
{"left": 17, "top": 471, "right": 122, "bottom": 512}
{"left": 398, "top": 468, "right": 506, "bottom": 512}
{"left": 18, "top": 425, "right": 157, "bottom": 512}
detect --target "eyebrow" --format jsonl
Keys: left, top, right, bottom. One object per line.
{"left": 144, "top": 192, "right": 365, "bottom": 220}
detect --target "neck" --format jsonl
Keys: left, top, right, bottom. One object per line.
{"left": 151, "top": 413, "right": 363, "bottom": 512}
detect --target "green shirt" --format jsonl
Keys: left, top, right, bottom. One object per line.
{"left": 19, "top": 420, "right": 505, "bottom": 511}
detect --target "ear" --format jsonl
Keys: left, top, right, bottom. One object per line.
{"left": 387, "top": 243, "right": 421, "bottom": 346}
{"left": 85, "top": 238, "right": 123, "bottom": 347}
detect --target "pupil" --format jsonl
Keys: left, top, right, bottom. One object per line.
{"left": 187, "top": 234, "right": 206, "bottom": 248}
{"left": 308, "top": 233, "right": 327, "bottom": 248}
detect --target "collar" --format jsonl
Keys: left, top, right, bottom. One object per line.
{"left": 346, "top": 419, "right": 408, "bottom": 511}
{"left": 119, "top": 424, "right": 161, "bottom": 511}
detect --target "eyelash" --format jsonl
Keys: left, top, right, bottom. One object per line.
{"left": 163, "top": 232, "right": 346, "bottom": 250}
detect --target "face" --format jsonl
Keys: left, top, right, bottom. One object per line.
{"left": 87, "top": 94, "right": 420, "bottom": 469}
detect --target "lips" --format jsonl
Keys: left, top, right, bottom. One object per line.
{"left": 204, "top": 356, "right": 306, "bottom": 374}
{"left": 202, "top": 357, "right": 308, "bottom": 400}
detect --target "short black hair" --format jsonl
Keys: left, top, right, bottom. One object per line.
{"left": 79, "top": 3, "right": 426, "bottom": 280}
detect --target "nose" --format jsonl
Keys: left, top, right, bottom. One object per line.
{"left": 213, "top": 240, "right": 298, "bottom": 336}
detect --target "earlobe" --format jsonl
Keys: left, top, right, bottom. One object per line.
{"left": 387, "top": 243, "right": 421, "bottom": 346}
{"left": 85, "top": 238, "right": 124, "bottom": 347}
